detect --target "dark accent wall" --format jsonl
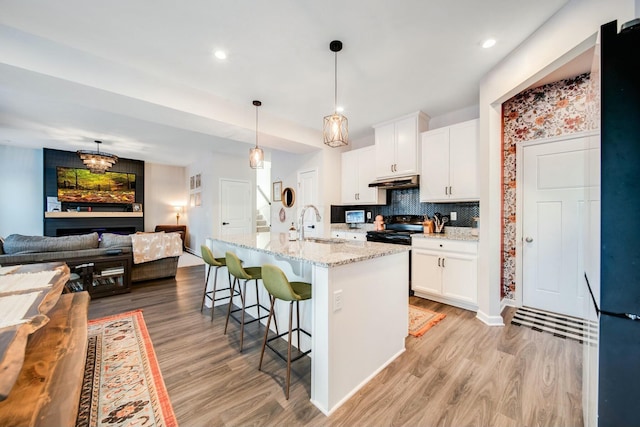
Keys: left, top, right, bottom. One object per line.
{"left": 331, "top": 188, "right": 479, "bottom": 227}
{"left": 43, "top": 148, "right": 145, "bottom": 236}
{"left": 598, "top": 19, "right": 640, "bottom": 427}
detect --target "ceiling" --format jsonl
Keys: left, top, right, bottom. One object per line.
{"left": 0, "top": 0, "right": 574, "bottom": 166}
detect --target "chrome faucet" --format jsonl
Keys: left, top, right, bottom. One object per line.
{"left": 298, "top": 204, "right": 322, "bottom": 241}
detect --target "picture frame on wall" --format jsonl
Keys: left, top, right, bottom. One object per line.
{"left": 195, "top": 173, "right": 201, "bottom": 189}
{"left": 190, "top": 176, "right": 195, "bottom": 190}
{"left": 190, "top": 194, "right": 195, "bottom": 207}
{"left": 195, "top": 192, "right": 201, "bottom": 206}
{"left": 273, "top": 181, "right": 282, "bottom": 202}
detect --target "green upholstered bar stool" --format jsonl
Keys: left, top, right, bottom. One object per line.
{"left": 200, "top": 245, "right": 236, "bottom": 321}
{"left": 224, "top": 251, "right": 277, "bottom": 352}
{"left": 258, "top": 264, "right": 312, "bottom": 400}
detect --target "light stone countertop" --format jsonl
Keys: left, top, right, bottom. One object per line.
{"left": 412, "top": 226, "right": 479, "bottom": 242}
{"left": 209, "top": 232, "right": 409, "bottom": 268}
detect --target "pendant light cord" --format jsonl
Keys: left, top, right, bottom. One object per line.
{"left": 255, "top": 104, "right": 259, "bottom": 148}
{"left": 334, "top": 51, "right": 338, "bottom": 113}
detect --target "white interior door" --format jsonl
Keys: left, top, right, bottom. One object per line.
{"left": 298, "top": 169, "right": 321, "bottom": 237}
{"left": 219, "top": 179, "right": 251, "bottom": 236}
{"left": 522, "top": 137, "right": 589, "bottom": 318}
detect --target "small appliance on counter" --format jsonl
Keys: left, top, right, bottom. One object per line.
{"left": 345, "top": 210, "right": 365, "bottom": 229}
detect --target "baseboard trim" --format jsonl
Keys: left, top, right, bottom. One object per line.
{"left": 476, "top": 309, "right": 505, "bottom": 326}
{"left": 501, "top": 298, "right": 517, "bottom": 313}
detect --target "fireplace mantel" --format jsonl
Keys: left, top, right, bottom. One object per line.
{"left": 44, "top": 212, "right": 143, "bottom": 219}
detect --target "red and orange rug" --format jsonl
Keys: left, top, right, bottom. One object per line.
{"left": 76, "top": 310, "right": 177, "bottom": 427}
{"left": 408, "top": 305, "right": 446, "bottom": 337}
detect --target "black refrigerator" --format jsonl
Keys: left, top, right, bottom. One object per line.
{"left": 599, "top": 18, "right": 640, "bottom": 427}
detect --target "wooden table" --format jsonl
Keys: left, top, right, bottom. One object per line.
{"left": 0, "top": 263, "right": 89, "bottom": 427}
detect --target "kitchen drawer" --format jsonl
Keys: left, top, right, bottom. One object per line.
{"left": 331, "top": 231, "right": 347, "bottom": 239}
{"left": 411, "top": 237, "right": 477, "bottom": 254}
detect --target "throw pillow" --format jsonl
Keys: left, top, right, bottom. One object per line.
{"left": 100, "top": 233, "right": 133, "bottom": 248}
{"left": 3, "top": 233, "right": 100, "bottom": 254}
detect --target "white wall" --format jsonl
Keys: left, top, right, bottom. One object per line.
{"left": 186, "top": 149, "right": 255, "bottom": 252}
{"left": 429, "top": 105, "right": 479, "bottom": 130}
{"left": 476, "top": 0, "right": 635, "bottom": 325}
{"left": 144, "top": 162, "right": 187, "bottom": 232}
{"left": 0, "top": 144, "right": 43, "bottom": 237}
{"left": 270, "top": 146, "right": 342, "bottom": 236}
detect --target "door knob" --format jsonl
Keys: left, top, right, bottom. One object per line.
{"left": 525, "top": 237, "right": 533, "bottom": 243}
{"left": 222, "top": 222, "right": 229, "bottom": 225}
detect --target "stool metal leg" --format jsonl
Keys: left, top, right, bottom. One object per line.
{"left": 286, "top": 300, "right": 294, "bottom": 399}
{"left": 224, "top": 277, "right": 241, "bottom": 335}
{"left": 259, "top": 295, "right": 276, "bottom": 371}
{"left": 210, "top": 265, "right": 220, "bottom": 321}
{"left": 200, "top": 263, "right": 212, "bottom": 312}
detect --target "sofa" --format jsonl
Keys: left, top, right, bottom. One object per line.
{"left": 0, "top": 232, "right": 180, "bottom": 283}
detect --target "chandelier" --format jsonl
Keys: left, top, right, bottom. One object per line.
{"left": 323, "top": 40, "right": 348, "bottom": 147}
{"left": 77, "top": 140, "right": 118, "bottom": 174}
{"left": 249, "top": 100, "right": 264, "bottom": 169}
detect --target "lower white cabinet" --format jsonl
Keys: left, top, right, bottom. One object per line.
{"left": 411, "top": 237, "right": 478, "bottom": 311}
{"left": 330, "top": 230, "right": 367, "bottom": 241}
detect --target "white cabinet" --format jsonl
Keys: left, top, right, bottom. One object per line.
{"left": 330, "top": 230, "right": 366, "bottom": 241}
{"left": 411, "top": 237, "right": 478, "bottom": 311}
{"left": 341, "top": 147, "right": 386, "bottom": 205}
{"left": 420, "top": 119, "right": 479, "bottom": 202}
{"left": 374, "top": 111, "right": 429, "bottom": 179}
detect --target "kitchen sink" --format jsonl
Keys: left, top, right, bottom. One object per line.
{"left": 304, "top": 237, "right": 345, "bottom": 244}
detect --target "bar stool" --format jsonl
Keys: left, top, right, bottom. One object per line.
{"left": 259, "top": 264, "right": 312, "bottom": 399}
{"left": 224, "top": 251, "right": 277, "bottom": 352}
{"left": 200, "top": 245, "right": 235, "bottom": 321}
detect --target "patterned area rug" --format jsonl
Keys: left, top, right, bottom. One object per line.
{"left": 511, "top": 306, "right": 598, "bottom": 344}
{"left": 76, "top": 310, "right": 178, "bottom": 427}
{"left": 408, "top": 305, "right": 446, "bottom": 337}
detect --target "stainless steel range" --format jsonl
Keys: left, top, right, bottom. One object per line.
{"left": 366, "top": 215, "right": 423, "bottom": 296}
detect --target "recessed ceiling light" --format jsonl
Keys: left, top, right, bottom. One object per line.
{"left": 214, "top": 50, "right": 227, "bottom": 60}
{"left": 482, "top": 39, "right": 496, "bottom": 49}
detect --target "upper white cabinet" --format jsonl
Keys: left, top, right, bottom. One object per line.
{"left": 420, "top": 119, "right": 479, "bottom": 202}
{"left": 374, "top": 112, "right": 429, "bottom": 179}
{"left": 341, "top": 146, "right": 387, "bottom": 205}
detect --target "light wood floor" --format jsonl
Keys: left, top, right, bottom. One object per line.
{"left": 88, "top": 265, "right": 584, "bottom": 427}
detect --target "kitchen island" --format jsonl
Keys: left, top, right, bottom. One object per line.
{"left": 206, "top": 232, "right": 409, "bottom": 415}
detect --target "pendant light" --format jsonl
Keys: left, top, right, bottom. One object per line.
{"left": 77, "top": 140, "right": 118, "bottom": 174}
{"left": 323, "top": 40, "right": 348, "bottom": 147}
{"left": 249, "top": 100, "right": 264, "bottom": 169}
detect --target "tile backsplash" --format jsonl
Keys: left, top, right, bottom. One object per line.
{"left": 331, "top": 188, "right": 479, "bottom": 227}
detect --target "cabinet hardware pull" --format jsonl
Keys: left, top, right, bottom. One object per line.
{"left": 437, "top": 258, "right": 441, "bottom": 267}
{"left": 445, "top": 186, "right": 448, "bottom": 195}
{"left": 222, "top": 222, "right": 229, "bottom": 225}
{"left": 442, "top": 258, "right": 446, "bottom": 268}
{"left": 525, "top": 237, "right": 533, "bottom": 243}
{"left": 449, "top": 186, "right": 452, "bottom": 195}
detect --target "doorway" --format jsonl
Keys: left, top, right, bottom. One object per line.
{"left": 297, "top": 169, "right": 321, "bottom": 238}
{"left": 219, "top": 179, "right": 252, "bottom": 236}
{"left": 520, "top": 135, "right": 593, "bottom": 319}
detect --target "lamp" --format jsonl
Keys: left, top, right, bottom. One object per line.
{"left": 77, "top": 140, "right": 118, "bottom": 174}
{"left": 173, "top": 205, "right": 184, "bottom": 225}
{"left": 323, "top": 40, "right": 348, "bottom": 147}
{"left": 249, "top": 100, "right": 264, "bottom": 169}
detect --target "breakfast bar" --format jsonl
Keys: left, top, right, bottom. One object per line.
{"left": 207, "top": 232, "right": 409, "bottom": 415}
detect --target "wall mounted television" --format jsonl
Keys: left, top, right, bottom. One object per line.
{"left": 56, "top": 167, "right": 136, "bottom": 204}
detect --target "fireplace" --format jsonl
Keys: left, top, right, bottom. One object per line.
{"left": 56, "top": 226, "right": 137, "bottom": 238}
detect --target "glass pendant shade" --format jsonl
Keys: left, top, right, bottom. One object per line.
{"left": 77, "top": 140, "right": 118, "bottom": 174}
{"left": 323, "top": 113, "right": 348, "bottom": 147}
{"left": 323, "top": 40, "right": 348, "bottom": 147}
{"left": 249, "top": 146, "right": 264, "bottom": 169}
{"left": 250, "top": 100, "right": 264, "bottom": 169}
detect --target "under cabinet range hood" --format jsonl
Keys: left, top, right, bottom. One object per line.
{"left": 368, "top": 175, "right": 419, "bottom": 189}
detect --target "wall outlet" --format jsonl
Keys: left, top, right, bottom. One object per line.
{"left": 333, "top": 290, "right": 343, "bottom": 311}
{"left": 450, "top": 211, "right": 457, "bottom": 221}
{"left": 366, "top": 211, "right": 372, "bottom": 220}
